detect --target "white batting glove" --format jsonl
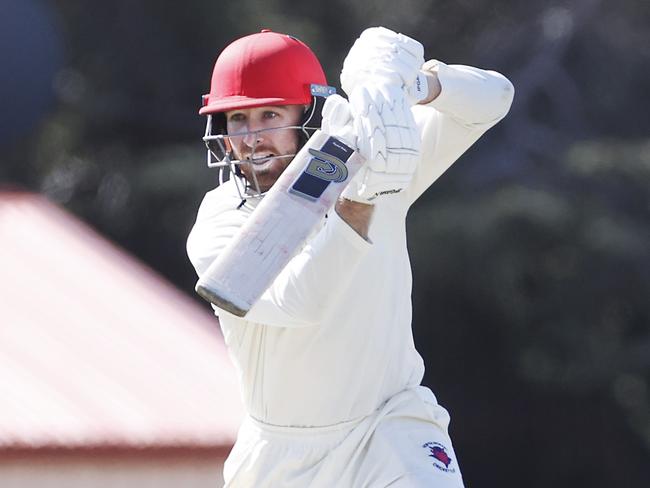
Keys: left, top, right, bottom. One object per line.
{"left": 340, "top": 27, "right": 428, "bottom": 106}
{"left": 321, "top": 86, "right": 420, "bottom": 203}
{"left": 322, "top": 93, "right": 385, "bottom": 164}
{"left": 321, "top": 94, "right": 357, "bottom": 147}
{"left": 350, "top": 83, "right": 420, "bottom": 173}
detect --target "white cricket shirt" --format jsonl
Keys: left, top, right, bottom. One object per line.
{"left": 187, "top": 61, "right": 514, "bottom": 428}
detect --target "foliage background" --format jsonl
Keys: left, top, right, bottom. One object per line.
{"left": 2, "top": 0, "right": 648, "bottom": 485}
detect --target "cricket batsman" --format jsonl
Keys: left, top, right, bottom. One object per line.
{"left": 187, "top": 27, "right": 514, "bottom": 487}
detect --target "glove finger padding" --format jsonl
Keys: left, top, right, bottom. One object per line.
{"left": 344, "top": 29, "right": 423, "bottom": 76}
{"left": 388, "top": 94, "right": 420, "bottom": 172}
{"left": 322, "top": 93, "right": 350, "bottom": 123}
{"left": 345, "top": 37, "right": 423, "bottom": 74}
{"left": 321, "top": 94, "right": 357, "bottom": 149}
{"left": 341, "top": 83, "right": 421, "bottom": 204}
{"left": 348, "top": 85, "right": 386, "bottom": 167}
{"left": 357, "top": 27, "right": 424, "bottom": 60}
{"left": 350, "top": 84, "right": 420, "bottom": 174}
{"left": 341, "top": 27, "right": 425, "bottom": 98}
{"left": 342, "top": 50, "right": 420, "bottom": 96}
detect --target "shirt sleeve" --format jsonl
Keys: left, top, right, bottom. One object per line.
{"left": 186, "top": 187, "right": 248, "bottom": 279}
{"left": 187, "top": 186, "right": 372, "bottom": 328}
{"left": 406, "top": 60, "right": 515, "bottom": 204}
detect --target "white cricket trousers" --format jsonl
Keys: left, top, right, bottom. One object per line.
{"left": 222, "top": 387, "right": 466, "bottom": 487}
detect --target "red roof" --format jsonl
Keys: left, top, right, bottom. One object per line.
{"left": 0, "top": 192, "right": 244, "bottom": 451}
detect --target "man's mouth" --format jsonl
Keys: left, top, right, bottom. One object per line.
{"left": 245, "top": 153, "right": 276, "bottom": 166}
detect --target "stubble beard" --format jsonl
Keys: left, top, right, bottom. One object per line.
{"left": 243, "top": 154, "right": 293, "bottom": 193}
{"left": 241, "top": 140, "right": 297, "bottom": 192}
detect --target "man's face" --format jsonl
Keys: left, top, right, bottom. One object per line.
{"left": 225, "top": 104, "right": 305, "bottom": 193}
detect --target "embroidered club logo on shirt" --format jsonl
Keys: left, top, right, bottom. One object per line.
{"left": 422, "top": 441, "right": 456, "bottom": 473}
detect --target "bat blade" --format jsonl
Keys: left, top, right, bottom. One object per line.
{"left": 195, "top": 130, "right": 365, "bottom": 317}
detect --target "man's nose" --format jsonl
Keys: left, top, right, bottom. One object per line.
{"left": 242, "top": 127, "right": 264, "bottom": 148}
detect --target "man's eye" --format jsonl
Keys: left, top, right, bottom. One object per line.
{"left": 263, "top": 111, "right": 279, "bottom": 119}
{"left": 229, "top": 113, "right": 245, "bottom": 122}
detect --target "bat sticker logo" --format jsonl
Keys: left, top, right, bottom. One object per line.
{"left": 289, "top": 136, "right": 354, "bottom": 201}
{"left": 305, "top": 148, "right": 348, "bottom": 183}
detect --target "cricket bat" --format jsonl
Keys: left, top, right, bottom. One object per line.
{"left": 195, "top": 130, "right": 365, "bottom": 317}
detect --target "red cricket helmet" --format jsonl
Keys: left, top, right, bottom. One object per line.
{"left": 200, "top": 29, "right": 328, "bottom": 115}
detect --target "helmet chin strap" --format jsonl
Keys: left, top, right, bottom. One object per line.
{"left": 300, "top": 101, "right": 317, "bottom": 143}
